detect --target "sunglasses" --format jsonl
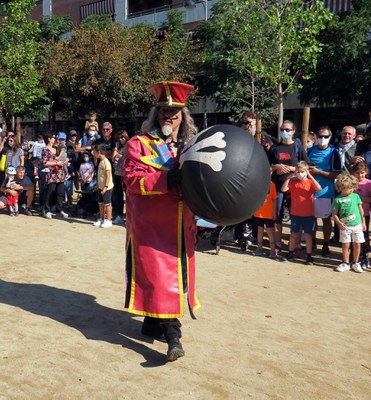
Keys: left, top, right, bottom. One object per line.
{"left": 102, "top": 128, "right": 110, "bottom": 131}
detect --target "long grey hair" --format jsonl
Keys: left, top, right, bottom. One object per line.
{"left": 144, "top": 106, "right": 198, "bottom": 143}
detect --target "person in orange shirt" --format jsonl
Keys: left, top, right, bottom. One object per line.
{"left": 281, "top": 161, "right": 322, "bottom": 265}
{"left": 253, "top": 180, "right": 278, "bottom": 258}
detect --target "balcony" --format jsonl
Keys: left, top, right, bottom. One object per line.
{"left": 121, "top": 1, "right": 216, "bottom": 28}
{"left": 80, "top": 0, "right": 115, "bottom": 21}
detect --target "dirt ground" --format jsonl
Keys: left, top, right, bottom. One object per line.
{"left": 0, "top": 212, "right": 370, "bottom": 400}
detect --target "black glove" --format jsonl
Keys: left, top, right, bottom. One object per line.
{"left": 167, "top": 166, "right": 182, "bottom": 191}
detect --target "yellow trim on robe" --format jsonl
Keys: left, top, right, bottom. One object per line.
{"left": 139, "top": 177, "right": 164, "bottom": 196}
{"left": 127, "top": 235, "right": 136, "bottom": 312}
{"left": 137, "top": 135, "right": 171, "bottom": 171}
{"left": 177, "top": 201, "right": 185, "bottom": 317}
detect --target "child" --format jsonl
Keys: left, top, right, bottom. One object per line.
{"left": 93, "top": 143, "right": 114, "bottom": 228}
{"left": 56, "top": 132, "right": 70, "bottom": 179}
{"left": 253, "top": 179, "right": 278, "bottom": 259}
{"left": 79, "top": 151, "right": 95, "bottom": 191}
{"left": 352, "top": 162, "right": 371, "bottom": 269}
{"left": 333, "top": 173, "right": 366, "bottom": 273}
{"left": 281, "top": 161, "right": 322, "bottom": 265}
{"left": 84, "top": 111, "right": 99, "bottom": 133}
{"left": 4, "top": 166, "right": 19, "bottom": 216}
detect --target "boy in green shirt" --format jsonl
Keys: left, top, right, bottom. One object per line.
{"left": 333, "top": 173, "right": 366, "bottom": 273}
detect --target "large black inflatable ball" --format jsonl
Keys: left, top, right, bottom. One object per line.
{"left": 179, "top": 124, "right": 270, "bottom": 225}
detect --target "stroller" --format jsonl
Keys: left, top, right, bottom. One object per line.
{"left": 75, "top": 178, "right": 99, "bottom": 218}
{"left": 196, "top": 217, "right": 252, "bottom": 255}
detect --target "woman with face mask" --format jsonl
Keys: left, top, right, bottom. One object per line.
{"left": 269, "top": 120, "right": 309, "bottom": 253}
{"left": 111, "top": 130, "right": 129, "bottom": 225}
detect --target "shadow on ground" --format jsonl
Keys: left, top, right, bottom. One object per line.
{"left": 0, "top": 279, "right": 167, "bottom": 367}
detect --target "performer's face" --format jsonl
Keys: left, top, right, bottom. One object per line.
{"left": 158, "top": 107, "right": 182, "bottom": 136}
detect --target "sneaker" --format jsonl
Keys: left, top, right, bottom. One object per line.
{"left": 336, "top": 263, "right": 350, "bottom": 272}
{"left": 45, "top": 212, "right": 52, "bottom": 219}
{"left": 60, "top": 211, "right": 69, "bottom": 218}
{"left": 321, "top": 245, "right": 331, "bottom": 257}
{"left": 112, "top": 215, "right": 124, "bottom": 225}
{"left": 14, "top": 211, "right": 19, "bottom": 217}
{"left": 9, "top": 212, "right": 14, "bottom": 217}
{"left": 93, "top": 218, "right": 103, "bottom": 227}
{"left": 361, "top": 262, "right": 370, "bottom": 270}
{"left": 268, "top": 250, "right": 277, "bottom": 259}
{"left": 352, "top": 262, "right": 363, "bottom": 273}
{"left": 282, "top": 251, "right": 295, "bottom": 261}
{"left": 24, "top": 208, "right": 33, "bottom": 216}
{"left": 100, "top": 220, "right": 112, "bottom": 228}
{"left": 305, "top": 254, "right": 314, "bottom": 265}
{"left": 166, "top": 338, "right": 185, "bottom": 362}
{"left": 253, "top": 248, "right": 264, "bottom": 256}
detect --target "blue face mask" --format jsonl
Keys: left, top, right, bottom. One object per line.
{"left": 280, "top": 130, "right": 292, "bottom": 140}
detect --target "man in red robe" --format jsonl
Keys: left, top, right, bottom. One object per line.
{"left": 123, "top": 81, "right": 200, "bottom": 361}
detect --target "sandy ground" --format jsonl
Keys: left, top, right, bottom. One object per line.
{"left": 0, "top": 212, "right": 370, "bottom": 400}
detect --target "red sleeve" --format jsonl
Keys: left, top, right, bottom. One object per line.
{"left": 123, "top": 136, "right": 168, "bottom": 196}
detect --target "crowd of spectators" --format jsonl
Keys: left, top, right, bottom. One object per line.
{"left": 0, "top": 115, "right": 128, "bottom": 228}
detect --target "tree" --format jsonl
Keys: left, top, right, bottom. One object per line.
{"left": 198, "top": 0, "right": 332, "bottom": 131}
{"left": 39, "top": 15, "right": 73, "bottom": 41}
{"left": 39, "top": 12, "right": 198, "bottom": 121}
{"left": 299, "top": 0, "right": 371, "bottom": 109}
{"left": 0, "top": 0, "right": 48, "bottom": 129}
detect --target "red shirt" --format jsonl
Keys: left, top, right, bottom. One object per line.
{"left": 288, "top": 178, "right": 316, "bottom": 217}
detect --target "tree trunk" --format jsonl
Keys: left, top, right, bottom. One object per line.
{"left": 301, "top": 106, "right": 310, "bottom": 151}
{"left": 16, "top": 116, "right": 22, "bottom": 144}
{"left": 277, "top": 82, "right": 284, "bottom": 137}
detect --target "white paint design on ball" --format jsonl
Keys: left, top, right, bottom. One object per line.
{"left": 180, "top": 131, "right": 226, "bottom": 172}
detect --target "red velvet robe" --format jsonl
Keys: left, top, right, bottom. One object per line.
{"left": 123, "top": 131, "right": 200, "bottom": 318}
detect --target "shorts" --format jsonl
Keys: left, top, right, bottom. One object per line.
{"left": 290, "top": 215, "right": 315, "bottom": 234}
{"left": 5, "top": 193, "right": 19, "bottom": 206}
{"left": 254, "top": 217, "right": 274, "bottom": 228}
{"left": 339, "top": 224, "right": 365, "bottom": 244}
{"left": 98, "top": 188, "right": 113, "bottom": 206}
{"left": 314, "top": 197, "right": 333, "bottom": 219}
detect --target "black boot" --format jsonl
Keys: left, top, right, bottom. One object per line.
{"left": 167, "top": 338, "right": 185, "bottom": 361}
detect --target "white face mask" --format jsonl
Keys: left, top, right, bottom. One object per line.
{"left": 120, "top": 139, "right": 126, "bottom": 145}
{"left": 280, "top": 130, "right": 292, "bottom": 140}
{"left": 88, "top": 130, "right": 95, "bottom": 137}
{"left": 317, "top": 137, "right": 330, "bottom": 147}
{"left": 307, "top": 142, "right": 313, "bottom": 149}
{"left": 296, "top": 172, "right": 307, "bottom": 180}
{"left": 83, "top": 157, "right": 90, "bottom": 163}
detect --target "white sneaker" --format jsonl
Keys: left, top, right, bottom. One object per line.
{"left": 93, "top": 218, "right": 103, "bottom": 227}
{"left": 100, "top": 219, "right": 112, "bottom": 228}
{"left": 60, "top": 211, "right": 68, "bottom": 218}
{"left": 336, "top": 263, "right": 350, "bottom": 272}
{"left": 112, "top": 216, "right": 124, "bottom": 225}
{"left": 352, "top": 262, "right": 363, "bottom": 273}
{"left": 361, "top": 262, "right": 370, "bottom": 270}
{"left": 45, "top": 212, "right": 52, "bottom": 220}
